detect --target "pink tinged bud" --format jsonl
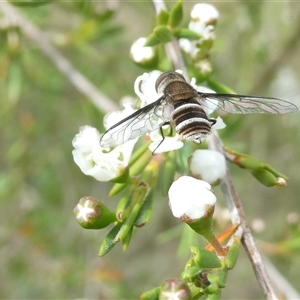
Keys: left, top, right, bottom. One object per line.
{"left": 159, "top": 278, "right": 191, "bottom": 300}
{"left": 190, "top": 150, "right": 226, "bottom": 185}
{"left": 168, "top": 176, "right": 216, "bottom": 220}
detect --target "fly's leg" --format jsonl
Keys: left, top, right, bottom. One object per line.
{"left": 152, "top": 122, "right": 170, "bottom": 155}
{"left": 209, "top": 118, "right": 217, "bottom": 125}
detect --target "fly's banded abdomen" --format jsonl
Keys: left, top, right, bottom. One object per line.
{"left": 172, "top": 99, "right": 212, "bottom": 143}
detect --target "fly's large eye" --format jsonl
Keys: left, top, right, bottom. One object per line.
{"left": 155, "top": 72, "right": 170, "bottom": 92}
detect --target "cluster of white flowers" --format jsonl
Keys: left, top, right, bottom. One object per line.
{"left": 72, "top": 70, "right": 227, "bottom": 185}
{"left": 73, "top": 59, "right": 226, "bottom": 219}
{"left": 180, "top": 3, "right": 219, "bottom": 74}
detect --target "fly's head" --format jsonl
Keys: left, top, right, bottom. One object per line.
{"left": 155, "top": 72, "right": 187, "bottom": 94}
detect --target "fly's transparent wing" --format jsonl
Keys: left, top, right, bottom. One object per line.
{"left": 100, "top": 97, "right": 171, "bottom": 148}
{"left": 198, "top": 93, "right": 298, "bottom": 114}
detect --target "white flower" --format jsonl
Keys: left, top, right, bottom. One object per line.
{"left": 130, "top": 37, "right": 155, "bottom": 63}
{"left": 195, "top": 59, "right": 212, "bottom": 76}
{"left": 179, "top": 23, "right": 215, "bottom": 59}
{"left": 168, "top": 176, "right": 216, "bottom": 220}
{"left": 191, "top": 3, "right": 219, "bottom": 25}
{"left": 101, "top": 100, "right": 139, "bottom": 148}
{"left": 134, "top": 70, "right": 162, "bottom": 106}
{"left": 180, "top": 4, "right": 218, "bottom": 59}
{"left": 103, "top": 99, "right": 136, "bottom": 129}
{"left": 190, "top": 150, "right": 226, "bottom": 185}
{"left": 72, "top": 125, "right": 135, "bottom": 181}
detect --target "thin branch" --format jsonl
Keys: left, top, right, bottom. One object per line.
{"left": 208, "top": 132, "right": 278, "bottom": 300}
{"left": 0, "top": 1, "right": 118, "bottom": 113}
{"left": 151, "top": 1, "right": 280, "bottom": 299}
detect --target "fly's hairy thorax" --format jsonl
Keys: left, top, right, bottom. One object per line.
{"left": 164, "top": 81, "right": 198, "bottom": 101}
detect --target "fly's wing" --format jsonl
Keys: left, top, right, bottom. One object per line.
{"left": 198, "top": 93, "right": 298, "bottom": 114}
{"left": 100, "top": 96, "right": 170, "bottom": 148}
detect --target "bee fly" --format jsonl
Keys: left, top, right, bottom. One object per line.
{"left": 100, "top": 72, "right": 297, "bottom": 150}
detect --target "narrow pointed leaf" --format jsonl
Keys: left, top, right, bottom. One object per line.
{"left": 98, "top": 222, "right": 122, "bottom": 256}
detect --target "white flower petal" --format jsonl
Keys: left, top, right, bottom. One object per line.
{"left": 75, "top": 200, "right": 95, "bottom": 222}
{"left": 148, "top": 132, "right": 183, "bottom": 154}
{"left": 72, "top": 126, "right": 135, "bottom": 181}
{"left": 168, "top": 176, "right": 216, "bottom": 220}
{"left": 191, "top": 4, "right": 219, "bottom": 25}
{"left": 134, "top": 71, "right": 162, "bottom": 106}
{"left": 103, "top": 101, "right": 136, "bottom": 130}
{"left": 213, "top": 116, "right": 226, "bottom": 130}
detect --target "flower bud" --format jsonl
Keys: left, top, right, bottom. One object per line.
{"left": 159, "top": 278, "right": 191, "bottom": 300}
{"left": 168, "top": 176, "right": 216, "bottom": 221}
{"left": 168, "top": 0, "right": 183, "bottom": 28}
{"left": 74, "top": 196, "right": 116, "bottom": 229}
{"left": 130, "top": 37, "right": 158, "bottom": 69}
{"left": 190, "top": 150, "right": 226, "bottom": 185}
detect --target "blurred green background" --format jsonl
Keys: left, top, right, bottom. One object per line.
{"left": 0, "top": 1, "right": 299, "bottom": 299}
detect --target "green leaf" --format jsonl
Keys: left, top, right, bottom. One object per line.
{"left": 191, "top": 246, "right": 222, "bottom": 269}
{"left": 116, "top": 184, "right": 148, "bottom": 241}
{"left": 153, "top": 25, "right": 173, "bottom": 44}
{"left": 144, "top": 33, "right": 161, "bottom": 47}
{"left": 122, "top": 226, "right": 134, "bottom": 251}
{"left": 116, "top": 194, "right": 131, "bottom": 222}
{"left": 129, "top": 149, "right": 153, "bottom": 177}
{"left": 157, "top": 9, "right": 169, "bottom": 26}
{"left": 181, "top": 266, "right": 201, "bottom": 281}
{"left": 174, "top": 28, "right": 202, "bottom": 40}
{"left": 224, "top": 147, "right": 287, "bottom": 187}
{"left": 140, "top": 286, "right": 160, "bottom": 300}
{"left": 8, "top": 0, "right": 51, "bottom": 6}
{"left": 207, "top": 268, "right": 227, "bottom": 289}
{"left": 108, "top": 182, "right": 127, "bottom": 197}
{"left": 168, "top": 0, "right": 183, "bottom": 28}
{"left": 110, "top": 166, "right": 130, "bottom": 183}
{"left": 134, "top": 189, "right": 153, "bottom": 227}
{"left": 251, "top": 168, "right": 278, "bottom": 187}
{"left": 128, "top": 141, "right": 151, "bottom": 167}
{"left": 225, "top": 237, "right": 240, "bottom": 270}
{"left": 98, "top": 222, "right": 122, "bottom": 256}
